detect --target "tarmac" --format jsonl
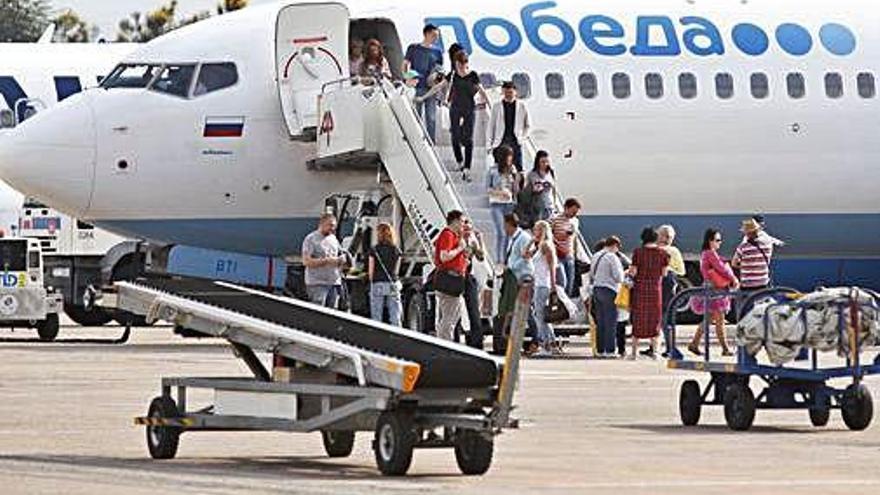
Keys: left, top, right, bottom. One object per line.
{"left": 1, "top": 323, "right": 879, "bottom": 495}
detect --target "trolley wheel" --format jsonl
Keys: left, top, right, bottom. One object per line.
{"left": 454, "top": 429, "right": 494, "bottom": 475}
{"left": 321, "top": 430, "right": 355, "bottom": 458}
{"left": 724, "top": 383, "right": 756, "bottom": 431}
{"left": 841, "top": 384, "right": 874, "bottom": 431}
{"left": 65, "top": 305, "right": 113, "bottom": 327}
{"left": 809, "top": 396, "right": 831, "bottom": 427}
{"left": 373, "top": 411, "right": 416, "bottom": 476}
{"left": 679, "top": 380, "right": 702, "bottom": 426}
{"left": 35, "top": 314, "right": 60, "bottom": 342}
{"left": 146, "top": 396, "right": 181, "bottom": 459}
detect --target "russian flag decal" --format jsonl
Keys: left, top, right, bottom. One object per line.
{"left": 204, "top": 116, "right": 245, "bottom": 138}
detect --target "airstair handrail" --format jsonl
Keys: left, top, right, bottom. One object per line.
{"left": 520, "top": 136, "right": 593, "bottom": 261}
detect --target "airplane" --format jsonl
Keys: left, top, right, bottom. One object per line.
{"left": 0, "top": 33, "right": 135, "bottom": 233}
{"left": 0, "top": 0, "right": 877, "bottom": 299}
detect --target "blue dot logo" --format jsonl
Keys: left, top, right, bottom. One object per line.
{"left": 776, "top": 23, "right": 813, "bottom": 56}
{"left": 732, "top": 23, "right": 769, "bottom": 56}
{"left": 819, "top": 23, "right": 856, "bottom": 56}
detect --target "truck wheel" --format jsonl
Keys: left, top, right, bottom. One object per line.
{"left": 322, "top": 430, "right": 355, "bottom": 458}
{"left": 373, "top": 411, "right": 416, "bottom": 476}
{"left": 146, "top": 396, "right": 181, "bottom": 459}
{"left": 36, "top": 313, "right": 60, "bottom": 341}
{"left": 724, "top": 383, "right": 756, "bottom": 431}
{"left": 65, "top": 305, "right": 113, "bottom": 327}
{"left": 679, "top": 380, "right": 702, "bottom": 426}
{"left": 454, "top": 429, "right": 494, "bottom": 475}
{"left": 841, "top": 384, "right": 873, "bottom": 431}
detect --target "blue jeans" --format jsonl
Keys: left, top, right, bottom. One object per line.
{"left": 593, "top": 286, "right": 618, "bottom": 355}
{"left": 415, "top": 87, "right": 437, "bottom": 142}
{"left": 370, "top": 282, "right": 402, "bottom": 327}
{"left": 559, "top": 255, "right": 575, "bottom": 296}
{"left": 490, "top": 203, "right": 514, "bottom": 263}
{"left": 532, "top": 286, "right": 556, "bottom": 345}
{"left": 307, "top": 285, "right": 340, "bottom": 309}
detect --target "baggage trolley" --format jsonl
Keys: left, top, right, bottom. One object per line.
{"left": 664, "top": 286, "right": 880, "bottom": 431}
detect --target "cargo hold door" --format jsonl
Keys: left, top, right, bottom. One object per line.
{"left": 276, "top": 3, "right": 349, "bottom": 138}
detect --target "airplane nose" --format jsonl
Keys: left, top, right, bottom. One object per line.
{"left": 0, "top": 93, "right": 96, "bottom": 217}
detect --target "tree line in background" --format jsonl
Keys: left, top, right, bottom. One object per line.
{"left": 0, "top": 0, "right": 249, "bottom": 43}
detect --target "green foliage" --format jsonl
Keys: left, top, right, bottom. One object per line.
{"left": 116, "top": 0, "right": 179, "bottom": 43}
{"left": 0, "top": 0, "right": 51, "bottom": 42}
{"left": 51, "top": 9, "right": 92, "bottom": 43}
{"left": 117, "top": 0, "right": 250, "bottom": 42}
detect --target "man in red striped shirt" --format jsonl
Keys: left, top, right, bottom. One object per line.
{"left": 732, "top": 218, "right": 774, "bottom": 292}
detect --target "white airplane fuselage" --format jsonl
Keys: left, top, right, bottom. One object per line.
{"left": 1, "top": 0, "right": 878, "bottom": 289}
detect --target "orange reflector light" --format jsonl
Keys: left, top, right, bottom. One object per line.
{"left": 402, "top": 364, "right": 421, "bottom": 393}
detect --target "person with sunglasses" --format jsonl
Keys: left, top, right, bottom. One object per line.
{"left": 689, "top": 228, "right": 739, "bottom": 357}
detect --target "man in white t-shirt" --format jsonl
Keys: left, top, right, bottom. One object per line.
{"left": 302, "top": 213, "right": 346, "bottom": 308}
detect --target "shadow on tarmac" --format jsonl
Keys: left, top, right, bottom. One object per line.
{"left": 0, "top": 453, "right": 461, "bottom": 481}
{"left": 611, "top": 423, "right": 843, "bottom": 435}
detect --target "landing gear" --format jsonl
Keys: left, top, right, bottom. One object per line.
{"left": 373, "top": 411, "right": 416, "bottom": 476}
{"left": 65, "top": 305, "right": 113, "bottom": 327}
{"left": 146, "top": 396, "right": 181, "bottom": 459}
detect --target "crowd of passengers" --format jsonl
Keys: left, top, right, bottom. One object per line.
{"left": 304, "top": 25, "right": 783, "bottom": 358}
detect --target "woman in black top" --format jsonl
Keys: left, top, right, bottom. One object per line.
{"left": 447, "top": 50, "right": 490, "bottom": 182}
{"left": 368, "top": 223, "right": 403, "bottom": 326}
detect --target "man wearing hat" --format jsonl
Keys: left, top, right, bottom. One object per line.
{"left": 488, "top": 81, "right": 531, "bottom": 172}
{"left": 732, "top": 217, "right": 775, "bottom": 293}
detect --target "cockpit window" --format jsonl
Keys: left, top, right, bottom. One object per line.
{"left": 193, "top": 63, "right": 239, "bottom": 96}
{"left": 101, "top": 64, "right": 162, "bottom": 89}
{"left": 150, "top": 65, "right": 197, "bottom": 98}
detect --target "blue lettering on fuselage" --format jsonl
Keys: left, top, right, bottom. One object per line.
{"left": 427, "top": 2, "right": 857, "bottom": 58}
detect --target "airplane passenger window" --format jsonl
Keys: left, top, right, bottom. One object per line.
{"left": 101, "top": 64, "right": 162, "bottom": 89}
{"left": 194, "top": 63, "right": 239, "bottom": 96}
{"left": 786, "top": 73, "right": 806, "bottom": 99}
{"left": 824, "top": 73, "right": 844, "bottom": 99}
{"left": 645, "top": 73, "right": 664, "bottom": 99}
{"left": 679, "top": 73, "right": 698, "bottom": 99}
{"left": 750, "top": 73, "right": 770, "bottom": 99}
{"left": 715, "top": 73, "right": 734, "bottom": 99}
{"left": 578, "top": 73, "right": 597, "bottom": 99}
{"left": 511, "top": 73, "right": 531, "bottom": 99}
{"left": 612, "top": 73, "right": 631, "bottom": 99}
{"left": 857, "top": 72, "right": 876, "bottom": 99}
{"left": 545, "top": 73, "right": 565, "bottom": 100}
{"left": 479, "top": 73, "right": 497, "bottom": 88}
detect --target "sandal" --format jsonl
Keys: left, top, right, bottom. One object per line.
{"left": 687, "top": 343, "right": 703, "bottom": 356}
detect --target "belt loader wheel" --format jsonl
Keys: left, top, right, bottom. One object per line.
{"left": 373, "top": 411, "right": 416, "bottom": 476}
{"left": 453, "top": 429, "right": 494, "bottom": 475}
{"left": 36, "top": 313, "right": 60, "bottom": 342}
{"left": 321, "top": 430, "right": 355, "bottom": 458}
{"left": 146, "top": 396, "right": 181, "bottom": 460}
{"left": 841, "top": 384, "right": 873, "bottom": 431}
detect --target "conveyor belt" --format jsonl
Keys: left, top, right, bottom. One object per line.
{"left": 137, "top": 277, "right": 500, "bottom": 390}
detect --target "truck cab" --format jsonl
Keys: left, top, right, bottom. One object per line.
{"left": 0, "top": 236, "right": 63, "bottom": 340}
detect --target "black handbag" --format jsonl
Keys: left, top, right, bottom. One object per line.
{"left": 544, "top": 291, "right": 570, "bottom": 323}
{"left": 434, "top": 270, "right": 465, "bottom": 297}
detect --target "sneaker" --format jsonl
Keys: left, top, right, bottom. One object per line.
{"left": 532, "top": 348, "right": 552, "bottom": 358}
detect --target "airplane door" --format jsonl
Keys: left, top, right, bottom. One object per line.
{"left": 276, "top": 3, "right": 349, "bottom": 137}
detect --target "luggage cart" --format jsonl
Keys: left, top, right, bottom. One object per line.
{"left": 117, "top": 277, "right": 532, "bottom": 476}
{"left": 665, "top": 286, "right": 880, "bottom": 431}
